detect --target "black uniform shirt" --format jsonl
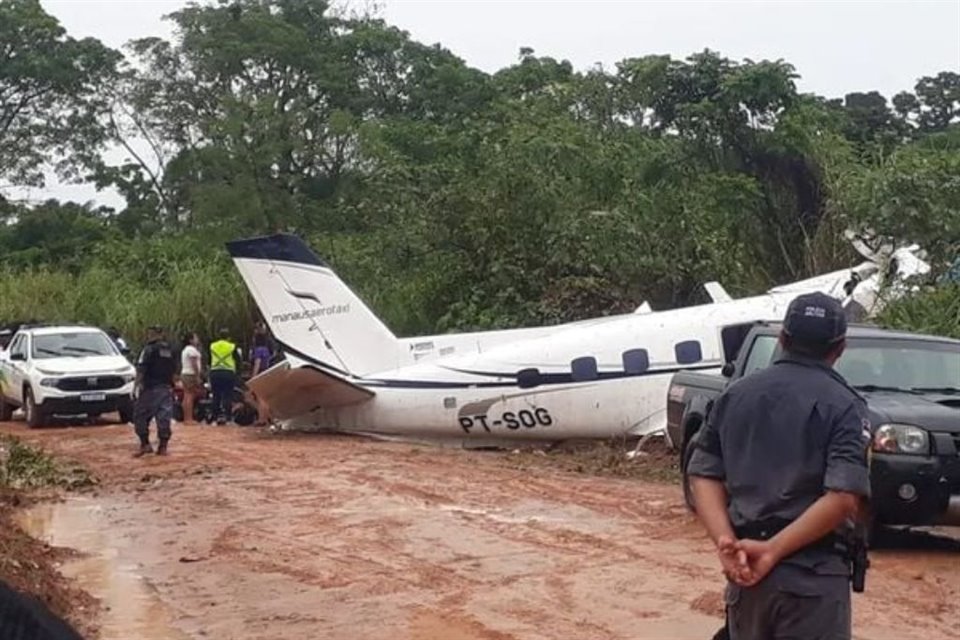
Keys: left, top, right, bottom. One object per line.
{"left": 138, "top": 339, "right": 176, "bottom": 389}
{"left": 687, "top": 353, "right": 871, "bottom": 576}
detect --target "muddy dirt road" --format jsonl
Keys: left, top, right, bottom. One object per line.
{"left": 2, "top": 420, "right": 959, "bottom": 640}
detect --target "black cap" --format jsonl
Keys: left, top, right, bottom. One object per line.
{"left": 782, "top": 292, "right": 847, "bottom": 346}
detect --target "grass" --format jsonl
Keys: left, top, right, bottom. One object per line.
{"left": 0, "top": 436, "right": 96, "bottom": 491}
{"left": 0, "top": 261, "right": 257, "bottom": 352}
{"left": 877, "top": 284, "right": 960, "bottom": 339}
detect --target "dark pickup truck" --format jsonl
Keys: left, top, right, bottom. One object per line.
{"left": 666, "top": 321, "right": 960, "bottom": 530}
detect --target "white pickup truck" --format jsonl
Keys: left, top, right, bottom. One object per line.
{"left": 0, "top": 325, "right": 136, "bottom": 427}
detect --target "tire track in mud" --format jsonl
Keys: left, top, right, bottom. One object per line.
{"left": 3, "top": 421, "right": 960, "bottom": 640}
{"left": 336, "top": 456, "right": 727, "bottom": 633}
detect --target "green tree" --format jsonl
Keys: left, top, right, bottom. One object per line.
{"left": 0, "top": 199, "right": 112, "bottom": 270}
{"left": 842, "top": 142, "right": 960, "bottom": 265}
{"left": 893, "top": 71, "right": 960, "bottom": 134}
{"left": 840, "top": 91, "right": 907, "bottom": 155}
{"left": 102, "top": 0, "right": 490, "bottom": 236}
{"left": 0, "top": 0, "right": 121, "bottom": 187}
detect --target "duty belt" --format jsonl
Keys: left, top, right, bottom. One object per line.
{"left": 734, "top": 517, "right": 847, "bottom": 555}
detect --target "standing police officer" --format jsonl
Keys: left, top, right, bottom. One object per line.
{"left": 209, "top": 328, "right": 241, "bottom": 425}
{"left": 688, "top": 292, "right": 871, "bottom": 639}
{"left": 133, "top": 325, "right": 176, "bottom": 457}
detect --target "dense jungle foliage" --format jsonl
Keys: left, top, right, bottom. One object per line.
{"left": 1, "top": 0, "right": 959, "bottom": 346}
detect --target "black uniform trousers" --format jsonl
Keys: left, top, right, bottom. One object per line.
{"left": 726, "top": 565, "right": 851, "bottom": 640}
{"left": 134, "top": 384, "right": 173, "bottom": 445}
{"left": 209, "top": 369, "right": 235, "bottom": 423}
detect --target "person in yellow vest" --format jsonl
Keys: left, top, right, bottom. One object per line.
{"left": 209, "top": 328, "right": 242, "bottom": 425}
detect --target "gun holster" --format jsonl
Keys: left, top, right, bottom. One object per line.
{"left": 849, "top": 533, "right": 869, "bottom": 593}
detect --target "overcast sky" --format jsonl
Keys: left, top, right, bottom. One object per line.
{"left": 20, "top": 0, "right": 960, "bottom": 207}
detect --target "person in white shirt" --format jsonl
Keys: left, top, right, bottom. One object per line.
{"left": 180, "top": 332, "right": 203, "bottom": 425}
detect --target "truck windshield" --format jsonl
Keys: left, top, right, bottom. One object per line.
{"left": 747, "top": 335, "right": 960, "bottom": 391}
{"left": 32, "top": 332, "right": 118, "bottom": 359}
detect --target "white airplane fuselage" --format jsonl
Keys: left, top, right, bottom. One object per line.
{"left": 227, "top": 234, "right": 928, "bottom": 446}
{"left": 286, "top": 292, "right": 796, "bottom": 443}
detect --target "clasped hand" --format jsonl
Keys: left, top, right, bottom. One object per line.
{"left": 717, "top": 535, "right": 780, "bottom": 587}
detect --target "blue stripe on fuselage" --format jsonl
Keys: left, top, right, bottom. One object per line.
{"left": 361, "top": 363, "right": 721, "bottom": 389}
{"left": 272, "top": 337, "right": 721, "bottom": 390}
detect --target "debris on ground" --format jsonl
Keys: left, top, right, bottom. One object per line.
{"left": 504, "top": 435, "right": 681, "bottom": 483}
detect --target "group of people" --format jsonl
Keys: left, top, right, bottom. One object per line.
{"left": 131, "top": 322, "right": 276, "bottom": 457}
{"left": 127, "top": 294, "right": 872, "bottom": 639}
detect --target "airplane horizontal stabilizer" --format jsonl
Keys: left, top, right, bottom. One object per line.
{"left": 248, "top": 361, "right": 374, "bottom": 420}
{"left": 703, "top": 282, "right": 733, "bottom": 303}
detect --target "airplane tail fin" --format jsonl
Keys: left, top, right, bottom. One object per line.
{"left": 226, "top": 234, "right": 401, "bottom": 377}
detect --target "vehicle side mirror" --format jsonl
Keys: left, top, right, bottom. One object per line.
{"left": 9, "top": 352, "right": 25, "bottom": 362}
{"left": 721, "top": 362, "right": 735, "bottom": 378}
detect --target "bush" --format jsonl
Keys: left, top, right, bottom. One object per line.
{"left": 876, "top": 285, "right": 960, "bottom": 339}
{"left": 0, "top": 436, "right": 94, "bottom": 490}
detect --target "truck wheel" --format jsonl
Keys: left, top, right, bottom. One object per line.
{"left": 681, "top": 439, "right": 697, "bottom": 512}
{"left": 0, "top": 395, "right": 13, "bottom": 421}
{"left": 680, "top": 418, "right": 703, "bottom": 512}
{"left": 118, "top": 402, "right": 134, "bottom": 424}
{"left": 24, "top": 388, "right": 45, "bottom": 429}
{"left": 232, "top": 403, "right": 257, "bottom": 426}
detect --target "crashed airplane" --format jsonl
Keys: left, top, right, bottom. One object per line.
{"left": 226, "top": 233, "right": 929, "bottom": 446}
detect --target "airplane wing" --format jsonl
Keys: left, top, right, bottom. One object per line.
{"left": 247, "top": 360, "right": 374, "bottom": 420}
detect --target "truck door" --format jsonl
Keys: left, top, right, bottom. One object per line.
{"left": 4, "top": 334, "right": 28, "bottom": 404}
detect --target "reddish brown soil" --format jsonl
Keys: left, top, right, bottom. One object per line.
{"left": 0, "top": 488, "right": 99, "bottom": 637}
{"left": 1, "top": 418, "right": 958, "bottom": 640}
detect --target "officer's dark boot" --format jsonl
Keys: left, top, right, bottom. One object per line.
{"left": 133, "top": 441, "right": 153, "bottom": 458}
{"left": 156, "top": 440, "right": 169, "bottom": 456}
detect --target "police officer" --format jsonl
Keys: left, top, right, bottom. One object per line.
{"left": 209, "top": 328, "right": 241, "bottom": 425}
{"left": 133, "top": 325, "right": 176, "bottom": 457}
{"left": 688, "top": 292, "right": 871, "bottom": 640}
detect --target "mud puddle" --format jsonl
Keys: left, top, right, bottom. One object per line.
{"left": 17, "top": 496, "right": 188, "bottom": 640}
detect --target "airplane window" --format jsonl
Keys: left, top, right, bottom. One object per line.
{"left": 622, "top": 349, "right": 650, "bottom": 374}
{"left": 517, "top": 368, "right": 541, "bottom": 389}
{"left": 571, "top": 356, "right": 598, "bottom": 381}
{"left": 675, "top": 340, "right": 703, "bottom": 365}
